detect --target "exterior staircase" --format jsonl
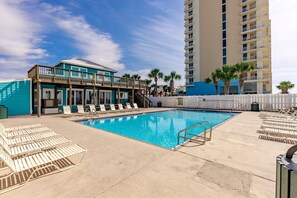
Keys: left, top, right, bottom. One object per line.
{"left": 135, "top": 91, "right": 152, "bottom": 108}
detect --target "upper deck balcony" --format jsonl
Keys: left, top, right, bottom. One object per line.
{"left": 28, "top": 65, "right": 147, "bottom": 89}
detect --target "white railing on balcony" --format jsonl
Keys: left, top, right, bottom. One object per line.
{"left": 148, "top": 94, "right": 297, "bottom": 111}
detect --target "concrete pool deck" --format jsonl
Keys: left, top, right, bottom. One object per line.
{"left": 1, "top": 108, "right": 291, "bottom": 197}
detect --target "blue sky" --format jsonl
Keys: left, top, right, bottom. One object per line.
{"left": 0, "top": 0, "right": 296, "bottom": 93}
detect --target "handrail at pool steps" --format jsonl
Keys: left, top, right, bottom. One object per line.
{"left": 177, "top": 121, "right": 213, "bottom": 145}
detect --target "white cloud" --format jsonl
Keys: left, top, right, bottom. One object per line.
{"left": 270, "top": 0, "right": 297, "bottom": 93}
{"left": 42, "top": 3, "right": 125, "bottom": 71}
{"left": 130, "top": 0, "right": 185, "bottom": 87}
{"left": 0, "top": 1, "right": 124, "bottom": 79}
{"left": 0, "top": 0, "right": 47, "bottom": 70}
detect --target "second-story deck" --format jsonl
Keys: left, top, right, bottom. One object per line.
{"left": 28, "top": 65, "right": 147, "bottom": 89}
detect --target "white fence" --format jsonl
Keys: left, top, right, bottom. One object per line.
{"left": 148, "top": 94, "right": 297, "bottom": 111}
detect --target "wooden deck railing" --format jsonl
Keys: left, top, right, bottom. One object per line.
{"left": 27, "top": 65, "right": 147, "bottom": 89}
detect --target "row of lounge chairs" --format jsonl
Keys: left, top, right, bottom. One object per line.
{"left": 63, "top": 103, "right": 140, "bottom": 118}
{"left": 257, "top": 106, "right": 297, "bottom": 144}
{"left": 0, "top": 122, "right": 86, "bottom": 193}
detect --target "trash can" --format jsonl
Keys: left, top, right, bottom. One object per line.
{"left": 157, "top": 101, "right": 162, "bottom": 107}
{"left": 276, "top": 145, "right": 297, "bottom": 198}
{"left": 0, "top": 105, "right": 8, "bottom": 119}
{"left": 251, "top": 102, "right": 259, "bottom": 111}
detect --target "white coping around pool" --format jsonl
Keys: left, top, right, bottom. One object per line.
{"left": 0, "top": 108, "right": 291, "bottom": 197}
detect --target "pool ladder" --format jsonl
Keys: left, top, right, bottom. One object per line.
{"left": 177, "top": 121, "right": 213, "bottom": 146}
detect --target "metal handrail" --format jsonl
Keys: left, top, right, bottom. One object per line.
{"left": 200, "top": 121, "right": 213, "bottom": 141}
{"left": 177, "top": 122, "right": 210, "bottom": 145}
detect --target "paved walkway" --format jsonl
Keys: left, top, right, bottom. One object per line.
{"left": 1, "top": 109, "right": 290, "bottom": 197}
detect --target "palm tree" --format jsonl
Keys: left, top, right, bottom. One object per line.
{"left": 164, "top": 71, "right": 182, "bottom": 96}
{"left": 148, "top": 69, "right": 164, "bottom": 97}
{"left": 217, "top": 65, "right": 238, "bottom": 95}
{"left": 145, "top": 79, "right": 152, "bottom": 96}
{"left": 132, "top": 74, "right": 141, "bottom": 80}
{"left": 162, "top": 85, "right": 169, "bottom": 96}
{"left": 122, "top": 73, "right": 131, "bottom": 78}
{"left": 204, "top": 69, "right": 221, "bottom": 95}
{"left": 276, "top": 81, "right": 295, "bottom": 94}
{"left": 234, "top": 62, "right": 255, "bottom": 94}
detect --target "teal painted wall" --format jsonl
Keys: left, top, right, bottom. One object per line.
{"left": 0, "top": 79, "right": 31, "bottom": 116}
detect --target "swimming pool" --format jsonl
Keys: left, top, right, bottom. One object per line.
{"left": 81, "top": 110, "right": 236, "bottom": 149}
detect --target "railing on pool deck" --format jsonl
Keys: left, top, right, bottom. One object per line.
{"left": 177, "top": 121, "right": 213, "bottom": 146}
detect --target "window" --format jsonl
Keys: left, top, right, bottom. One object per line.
{"left": 223, "top": 40, "right": 226, "bottom": 47}
{"left": 86, "top": 90, "right": 97, "bottom": 105}
{"left": 100, "top": 91, "right": 112, "bottom": 104}
{"left": 189, "top": 26, "right": 193, "bottom": 31}
{"left": 189, "top": 33, "right": 193, "bottom": 39}
{"left": 223, "top": 57, "right": 227, "bottom": 65}
{"left": 222, "top": 0, "right": 226, "bottom": 4}
{"left": 57, "top": 90, "right": 63, "bottom": 106}
{"left": 71, "top": 66, "right": 79, "bottom": 77}
{"left": 189, "top": 41, "right": 193, "bottom": 46}
{"left": 67, "top": 89, "right": 84, "bottom": 105}
{"left": 71, "top": 66, "right": 88, "bottom": 77}
{"left": 223, "top": 48, "right": 226, "bottom": 56}
{"left": 80, "top": 68, "right": 87, "bottom": 78}
{"left": 222, "top": 30, "right": 226, "bottom": 39}
{"left": 222, "top": 22, "right": 226, "bottom": 30}
{"left": 222, "top": 13, "right": 226, "bottom": 22}
{"left": 222, "top": 4, "right": 226, "bottom": 12}
{"left": 116, "top": 92, "right": 128, "bottom": 99}
{"left": 43, "top": 89, "right": 55, "bottom": 99}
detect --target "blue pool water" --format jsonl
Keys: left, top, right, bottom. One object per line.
{"left": 81, "top": 110, "right": 236, "bottom": 149}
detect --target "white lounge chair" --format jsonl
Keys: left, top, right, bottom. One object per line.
{"left": 0, "top": 136, "right": 70, "bottom": 157}
{"left": 0, "top": 144, "right": 86, "bottom": 193}
{"left": 63, "top": 105, "right": 72, "bottom": 117}
{"left": 0, "top": 129, "right": 58, "bottom": 147}
{"left": 126, "top": 103, "right": 132, "bottom": 109}
{"left": 0, "top": 126, "right": 51, "bottom": 139}
{"left": 118, "top": 104, "right": 123, "bottom": 110}
{"left": 99, "top": 104, "right": 108, "bottom": 114}
{"left": 133, "top": 103, "right": 140, "bottom": 111}
{"left": 257, "top": 127, "right": 297, "bottom": 139}
{"left": 110, "top": 104, "right": 117, "bottom": 111}
{"left": 118, "top": 104, "right": 131, "bottom": 112}
{"left": 258, "top": 135, "right": 297, "bottom": 145}
{"left": 4, "top": 123, "right": 43, "bottom": 132}
{"left": 77, "top": 105, "right": 93, "bottom": 118}
{"left": 261, "top": 124, "right": 297, "bottom": 132}
{"left": 263, "top": 120, "right": 297, "bottom": 128}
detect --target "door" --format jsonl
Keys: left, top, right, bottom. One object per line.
{"left": 67, "top": 89, "right": 84, "bottom": 105}
{"left": 86, "top": 90, "right": 98, "bottom": 105}
{"left": 99, "top": 91, "right": 112, "bottom": 104}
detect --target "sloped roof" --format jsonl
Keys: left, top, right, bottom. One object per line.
{"left": 54, "top": 58, "right": 118, "bottom": 73}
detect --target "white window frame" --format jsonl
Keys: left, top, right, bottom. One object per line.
{"left": 116, "top": 92, "right": 128, "bottom": 99}
{"left": 85, "top": 89, "right": 98, "bottom": 105}
{"left": 66, "top": 88, "right": 85, "bottom": 105}
{"left": 99, "top": 90, "right": 112, "bottom": 104}
{"left": 71, "top": 66, "right": 80, "bottom": 77}
{"left": 42, "top": 88, "right": 55, "bottom": 100}
{"left": 56, "top": 90, "right": 63, "bottom": 106}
